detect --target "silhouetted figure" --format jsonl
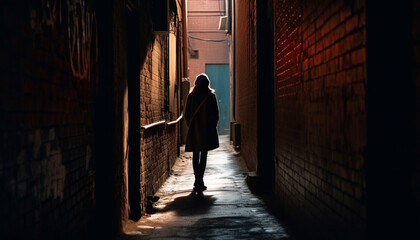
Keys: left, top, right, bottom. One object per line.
{"left": 184, "top": 73, "right": 219, "bottom": 192}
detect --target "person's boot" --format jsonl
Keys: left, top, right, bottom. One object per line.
{"left": 195, "top": 178, "right": 206, "bottom": 191}
{"left": 193, "top": 177, "right": 206, "bottom": 192}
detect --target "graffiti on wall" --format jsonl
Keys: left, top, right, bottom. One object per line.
{"left": 66, "top": 0, "right": 97, "bottom": 80}
{"left": 30, "top": 0, "right": 97, "bottom": 81}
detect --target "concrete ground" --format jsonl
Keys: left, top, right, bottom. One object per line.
{"left": 120, "top": 135, "right": 292, "bottom": 240}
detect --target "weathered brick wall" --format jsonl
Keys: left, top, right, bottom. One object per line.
{"left": 273, "top": 0, "right": 367, "bottom": 238}
{"left": 188, "top": 33, "right": 230, "bottom": 83}
{"left": 234, "top": 0, "right": 258, "bottom": 171}
{"left": 187, "top": 0, "right": 225, "bottom": 12}
{"left": 0, "top": 0, "right": 140, "bottom": 238}
{"left": 140, "top": 35, "right": 179, "bottom": 214}
{"left": 0, "top": 1, "right": 100, "bottom": 239}
{"left": 187, "top": 0, "right": 229, "bottom": 85}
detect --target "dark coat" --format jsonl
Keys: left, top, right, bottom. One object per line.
{"left": 184, "top": 89, "right": 219, "bottom": 152}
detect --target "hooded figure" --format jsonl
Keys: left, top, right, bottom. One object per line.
{"left": 184, "top": 73, "right": 219, "bottom": 192}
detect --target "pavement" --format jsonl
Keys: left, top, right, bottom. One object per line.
{"left": 119, "top": 135, "right": 292, "bottom": 240}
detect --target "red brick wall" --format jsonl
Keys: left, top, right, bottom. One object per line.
{"left": 140, "top": 35, "right": 179, "bottom": 214}
{"left": 273, "top": 0, "right": 367, "bottom": 238}
{"left": 187, "top": 0, "right": 226, "bottom": 12}
{"left": 234, "top": 0, "right": 258, "bottom": 171}
{"left": 0, "top": 0, "right": 171, "bottom": 238}
{"left": 187, "top": 0, "right": 229, "bottom": 84}
{"left": 0, "top": 1, "right": 101, "bottom": 238}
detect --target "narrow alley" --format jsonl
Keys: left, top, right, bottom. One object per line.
{"left": 1, "top": 0, "right": 420, "bottom": 240}
{"left": 120, "top": 136, "right": 290, "bottom": 239}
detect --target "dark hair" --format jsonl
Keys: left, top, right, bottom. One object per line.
{"left": 190, "top": 73, "right": 215, "bottom": 93}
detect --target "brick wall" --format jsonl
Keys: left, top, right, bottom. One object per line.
{"left": 0, "top": 0, "right": 181, "bottom": 238}
{"left": 273, "top": 0, "right": 367, "bottom": 238}
{"left": 234, "top": 0, "right": 258, "bottom": 171}
{"left": 187, "top": 0, "right": 226, "bottom": 12}
{"left": 0, "top": 0, "right": 162, "bottom": 238}
{"left": 188, "top": 33, "right": 230, "bottom": 83}
{"left": 140, "top": 35, "right": 179, "bottom": 214}
{"left": 0, "top": 1, "right": 100, "bottom": 239}
{"left": 187, "top": 0, "right": 229, "bottom": 85}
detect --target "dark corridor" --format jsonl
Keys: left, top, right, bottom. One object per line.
{"left": 1, "top": 0, "right": 420, "bottom": 240}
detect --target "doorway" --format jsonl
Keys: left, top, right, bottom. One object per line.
{"left": 205, "top": 64, "right": 230, "bottom": 135}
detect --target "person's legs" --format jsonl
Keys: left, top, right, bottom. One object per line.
{"left": 192, "top": 152, "right": 200, "bottom": 187}
{"left": 192, "top": 151, "right": 208, "bottom": 191}
{"left": 196, "top": 151, "right": 208, "bottom": 190}
{"left": 199, "top": 151, "right": 208, "bottom": 182}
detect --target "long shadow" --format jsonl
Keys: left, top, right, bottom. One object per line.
{"left": 157, "top": 191, "right": 217, "bottom": 216}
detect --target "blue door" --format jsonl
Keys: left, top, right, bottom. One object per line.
{"left": 206, "top": 64, "right": 230, "bottom": 135}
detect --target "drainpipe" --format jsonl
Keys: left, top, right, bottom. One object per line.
{"left": 182, "top": 0, "right": 188, "bottom": 77}
{"left": 232, "top": 0, "right": 236, "bottom": 120}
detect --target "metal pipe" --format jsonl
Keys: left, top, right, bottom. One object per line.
{"left": 141, "top": 120, "right": 166, "bottom": 130}
{"left": 140, "top": 114, "right": 183, "bottom": 129}
{"left": 188, "top": 10, "right": 225, "bottom": 13}
{"left": 188, "top": 30, "right": 229, "bottom": 33}
{"left": 167, "top": 114, "right": 183, "bottom": 125}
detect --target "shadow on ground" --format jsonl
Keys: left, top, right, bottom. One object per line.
{"left": 154, "top": 191, "right": 217, "bottom": 216}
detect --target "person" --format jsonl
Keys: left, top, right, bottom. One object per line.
{"left": 184, "top": 73, "right": 219, "bottom": 192}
